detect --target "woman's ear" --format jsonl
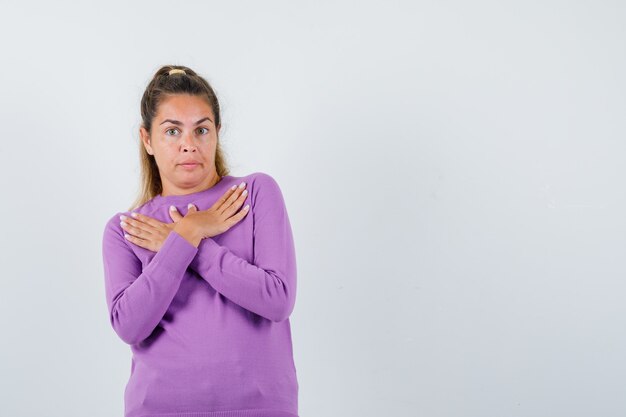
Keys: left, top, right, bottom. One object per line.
{"left": 139, "top": 126, "right": 153, "bottom": 155}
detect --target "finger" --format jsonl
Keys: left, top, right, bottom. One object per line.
{"left": 212, "top": 182, "right": 245, "bottom": 212}
{"left": 218, "top": 183, "right": 247, "bottom": 216}
{"left": 221, "top": 188, "right": 249, "bottom": 218}
{"left": 226, "top": 203, "right": 250, "bottom": 226}
{"left": 127, "top": 212, "right": 172, "bottom": 236}
{"left": 121, "top": 218, "right": 155, "bottom": 239}
{"left": 168, "top": 205, "right": 184, "bottom": 222}
{"left": 186, "top": 203, "right": 198, "bottom": 215}
{"left": 210, "top": 186, "right": 238, "bottom": 211}
{"left": 123, "top": 231, "right": 151, "bottom": 249}
{"left": 127, "top": 212, "right": 162, "bottom": 230}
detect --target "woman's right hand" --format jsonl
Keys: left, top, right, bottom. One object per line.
{"left": 185, "top": 181, "right": 250, "bottom": 239}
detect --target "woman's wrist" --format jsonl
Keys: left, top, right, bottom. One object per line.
{"left": 173, "top": 218, "right": 203, "bottom": 248}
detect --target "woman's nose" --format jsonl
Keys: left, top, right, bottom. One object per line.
{"left": 181, "top": 133, "right": 197, "bottom": 151}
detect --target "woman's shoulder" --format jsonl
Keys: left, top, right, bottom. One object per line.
{"left": 236, "top": 171, "right": 285, "bottom": 198}
{"left": 239, "top": 171, "right": 281, "bottom": 188}
{"left": 237, "top": 172, "right": 289, "bottom": 213}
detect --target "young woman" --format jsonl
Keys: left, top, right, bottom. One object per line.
{"left": 102, "top": 65, "right": 299, "bottom": 417}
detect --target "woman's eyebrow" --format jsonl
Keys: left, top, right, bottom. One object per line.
{"left": 160, "top": 117, "right": 213, "bottom": 126}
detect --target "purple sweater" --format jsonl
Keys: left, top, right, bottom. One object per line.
{"left": 101, "top": 172, "right": 299, "bottom": 417}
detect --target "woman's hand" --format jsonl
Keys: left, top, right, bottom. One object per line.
{"left": 119, "top": 206, "right": 192, "bottom": 251}
{"left": 119, "top": 181, "right": 250, "bottom": 251}
{"left": 181, "top": 181, "right": 250, "bottom": 239}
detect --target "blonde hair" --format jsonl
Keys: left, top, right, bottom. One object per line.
{"left": 128, "top": 65, "right": 230, "bottom": 211}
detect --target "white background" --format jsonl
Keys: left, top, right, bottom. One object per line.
{"left": 0, "top": 1, "right": 625, "bottom": 416}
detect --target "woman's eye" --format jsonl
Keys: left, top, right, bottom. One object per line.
{"left": 166, "top": 128, "right": 178, "bottom": 135}
{"left": 197, "top": 127, "right": 209, "bottom": 134}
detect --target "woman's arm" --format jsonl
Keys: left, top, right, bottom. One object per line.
{"left": 188, "top": 173, "right": 297, "bottom": 322}
{"left": 102, "top": 216, "right": 198, "bottom": 345}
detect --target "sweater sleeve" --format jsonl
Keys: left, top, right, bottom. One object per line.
{"left": 188, "top": 173, "right": 297, "bottom": 322}
{"left": 102, "top": 214, "right": 199, "bottom": 345}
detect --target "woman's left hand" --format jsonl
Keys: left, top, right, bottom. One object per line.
{"left": 119, "top": 204, "right": 198, "bottom": 252}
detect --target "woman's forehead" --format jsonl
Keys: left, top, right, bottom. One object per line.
{"left": 156, "top": 95, "right": 214, "bottom": 121}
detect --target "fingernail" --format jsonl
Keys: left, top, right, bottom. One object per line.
{"left": 119, "top": 215, "right": 127, "bottom": 221}
{"left": 131, "top": 212, "right": 138, "bottom": 218}
{"left": 231, "top": 184, "right": 237, "bottom": 190}
{"left": 239, "top": 182, "right": 246, "bottom": 189}
{"left": 188, "top": 203, "right": 194, "bottom": 208}
{"left": 169, "top": 205, "right": 176, "bottom": 211}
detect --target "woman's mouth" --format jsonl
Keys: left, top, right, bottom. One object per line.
{"left": 180, "top": 163, "right": 200, "bottom": 170}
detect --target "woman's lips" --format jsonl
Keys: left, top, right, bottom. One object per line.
{"left": 180, "top": 163, "right": 200, "bottom": 170}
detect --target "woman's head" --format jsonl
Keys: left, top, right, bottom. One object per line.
{"left": 130, "top": 65, "right": 229, "bottom": 209}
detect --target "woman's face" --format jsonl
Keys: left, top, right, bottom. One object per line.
{"left": 139, "top": 94, "right": 221, "bottom": 196}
